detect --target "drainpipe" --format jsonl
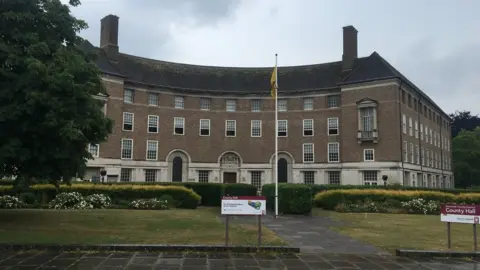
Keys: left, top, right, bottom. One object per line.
{"left": 398, "top": 80, "right": 405, "bottom": 185}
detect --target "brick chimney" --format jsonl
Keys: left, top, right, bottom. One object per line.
{"left": 100, "top": 14, "right": 119, "bottom": 61}
{"left": 342, "top": 25, "right": 358, "bottom": 71}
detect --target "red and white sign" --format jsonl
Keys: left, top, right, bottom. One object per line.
{"left": 441, "top": 204, "right": 480, "bottom": 224}
{"left": 221, "top": 196, "right": 266, "bottom": 216}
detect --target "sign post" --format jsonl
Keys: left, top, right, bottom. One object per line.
{"left": 221, "top": 196, "right": 267, "bottom": 249}
{"left": 441, "top": 204, "right": 480, "bottom": 251}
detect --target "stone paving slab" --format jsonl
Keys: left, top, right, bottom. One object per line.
{"left": 2, "top": 251, "right": 480, "bottom": 269}
{"left": 220, "top": 214, "right": 387, "bottom": 255}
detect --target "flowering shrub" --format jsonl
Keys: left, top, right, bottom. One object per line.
{"left": 129, "top": 198, "right": 169, "bottom": 210}
{"left": 401, "top": 198, "right": 440, "bottom": 215}
{"left": 0, "top": 195, "right": 23, "bottom": 209}
{"left": 85, "top": 194, "right": 111, "bottom": 209}
{"left": 48, "top": 192, "right": 93, "bottom": 210}
{"left": 335, "top": 201, "right": 386, "bottom": 213}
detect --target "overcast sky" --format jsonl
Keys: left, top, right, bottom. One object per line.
{"left": 65, "top": 0, "right": 480, "bottom": 115}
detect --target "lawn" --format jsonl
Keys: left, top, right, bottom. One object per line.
{"left": 0, "top": 208, "right": 285, "bottom": 246}
{"left": 314, "top": 209, "right": 479, "bottom": 253}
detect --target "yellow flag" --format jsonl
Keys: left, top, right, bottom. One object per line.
{"left": 270, "top": 66, "right": 277, "bottom": 98}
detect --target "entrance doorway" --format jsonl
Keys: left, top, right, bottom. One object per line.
{"left": 172, "top": 156, "right": 183, "bottom": 182}
{"left": 223, "top": 172, "right": 237, "bottom": 184}
{"left": 278, "top": 158, "right": 288, "bottom": 183}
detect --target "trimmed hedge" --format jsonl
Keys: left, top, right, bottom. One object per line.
{"left": 262, "top": 183, "right": 312, "bottom": 215}
{"left": 311, "top": 184, "right": 480, "bottom": 195}
{"left": 0, "top": 184, "right": 201, "bottom": 209}
{"left": 314, "top": 189, "right": 466, "bottom": 210}
{"left": 71, "top": 182, "right": 258, "bottom": 207}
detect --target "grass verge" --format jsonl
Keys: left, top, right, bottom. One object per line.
{"left": 314, "top": 209, "right": 479, "bottom": 253}
{"left": 0, "top": 208, "right": 285, "bottom": 246}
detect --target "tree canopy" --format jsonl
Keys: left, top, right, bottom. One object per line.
{"left": 449, "top": 110, "right": 480, "bottom": 138}
{"left": 452, "top": 127, "right": 480, "bottom": 188}
{"left": 0, "top": 0, "right": 113, "bottom": 186}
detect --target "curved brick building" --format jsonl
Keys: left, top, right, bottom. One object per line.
{"left": 83, "top": 14, "right": 454, "bottom": 189}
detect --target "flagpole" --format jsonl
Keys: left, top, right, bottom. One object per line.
{"left": 274, "top": 53, "right": 279, "bottom": 219}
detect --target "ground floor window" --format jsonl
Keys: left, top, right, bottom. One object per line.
{"left": 250, "top": 171, "right": 262, "bottom": 191}
{"left": 120, "top": 168, "right": 132, "bottom": 182}
{"left": 302, "top": 171, "right": 315, "bottom": 185}
{"left": 363, "top": 171, "right": 378, "bottom": 185}
{"left": 198, "top": 170, "right": 210, "bottom": 183}
{"left": 144, "top": 169, "right": 157, "bottom": 182}
{"left": 327, "top": 171, "right": 341, "bottom": 185}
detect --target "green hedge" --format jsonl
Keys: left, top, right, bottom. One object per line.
{"left": 262, "top": 183, "right": 312, "bottom": 215}
{"left": 71, "top": 182, "right": 257, "bottom": 207}
{"left": 0, "top": 184, "right": 201, "bottom": 209}
{"left": 314, "top": 189, "right": 459, "bottom": 210}
{"left": 311, "top": 184, "right": 479, "bottom": 195}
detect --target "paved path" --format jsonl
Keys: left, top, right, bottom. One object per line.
{"left": 222, "top": 214, "right": 387, "bottom": 254}
{"left": 1, "top": 251, "right": 479, "bottom": 269}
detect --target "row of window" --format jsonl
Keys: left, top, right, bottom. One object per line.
{"left": 123, "top": 112, "right": 341, "bottom": 137}
{"left": 402, "top": 114, "right": 450, "bottom": 151}
{"left": 401, "top": 90, "right": 450, "bottom": 130}
{"left": 90, "top": 140, "right": 376, "bottom": 164}
{"left": 124, "top": 88, "right": 341, "bottom": 111}
{"left": 117, "top": 168, "right": 379, "bottom": 188}
{"left": 402, "top": 141, "right": 451, "bottom": 170}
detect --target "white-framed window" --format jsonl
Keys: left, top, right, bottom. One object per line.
{"left": 121, "top": 139, "right": 133, "bottom": 159}
{"left": 144, "top": 169, "right": 157, "bottom": 182}
{"left": 277, "top": 99, "right": 287, "bottom": 112}
{"left": 402, "top": 114, "right": 406, "bottom": 134}
{"left": 421, "top": 147, "right": 425, "bottom": 166}
{"left": 88, "top": 144, "right": 99, "bottom": 158}
{"left": 434, "top": 133, "right": 438, "bottom": 147}
{"left": 174, "top": 96, "right": 184, "bottom": 109}
{"left": 420, "top": 124, "right": 424, "bottom": 140}
{"left": 123, "top": 112, "right": 134, "bottom": 131}
{"left": 200, "top": 98, "right": 211, "bottom": 110}
{"left": 124, "top": 89, "right": 134, "bottom": 103}
{"left": 303, "top": 143, "right": 314, "bottom": 163}
{"left": 303, "top": 171, "right": 315, "bottom": 185}
{"left": 364, "top": 149, "right": 374, "bottom": 161}
{"left": 250, "top": 171, "right": 262, "bottom": 190}
{"left": 328, "top": 171, "right": 341, "bottom": 185}
{"left": 199, "top": 119, "right": 210, "bottom": 136}
{"left": 225, "top": 120, "right": 236, "bottom": 137}
{"left": 278, "top": 120, "right": 287, "bottom": 137}
{"left": 251, "top": 120, "right": 262, "bottom": 137}
{"left": 303, "top": 119, "right": 313, "bottom": 136}
{"left": 198, "top": 170, "right": 210, "bottom": 183}
{"left": 360, "top": 107, "right": 374, "bottom": 132}
{"left": 120, "top": 168, "right": 132, "bottom": 182}
{"left": 416, "top": 144, "right": 420, "bottom": 165}
{"left": 226, "top": 99, "right": 236, "bottom": 112}
{"left": 251, "top": 100, "right": 261, "bottom": 112}
{"left": 414, "top": 121, "right": 418, "bottom": 138}
{"left": 425, "top": 126, "right": 429, "bottom": 142}
{"left": 174, "top": 117, "right": 185, "bottom": 135}
{"left": 303, "top": 98, "right": 313, "bottom": 110}
{"left": 327, "top": 117, "right": 339, "bottom": 135}
{"left": 148, "top": 92, "right": 158, "bottom": 106}
{"left": 429, "top": 129, "right": 433, "bottom": 144}
{"left": 363, "top": 171, "right": 378, "bottom": 185}
{"left": 327, "top": 95, "right": 339, "bottom": 108}
{"left": 146, "top": 140, "right": 158, "bottom": 161}
{"left": 409, "top": 143, "right": 414, "bottom": 163}
{"left": 408, "top": 117, "right": 413, "bottom": 136}
{"left": 403, "top": 141, "right": 408, "bottom": 162}
{"left": 148, "top": 115, "right": 159, "bottom": 133}
{"left": 426, "top": 150, "right": 430, "bottom": 167}
{"left": 327, "top": 142, "right": 339, "bottom": 162}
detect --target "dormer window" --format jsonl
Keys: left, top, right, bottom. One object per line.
{"left": 356, "top": 98, "right": 378, "bottom": 143}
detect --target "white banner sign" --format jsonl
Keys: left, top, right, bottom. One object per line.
{"left": 221, "top": 196, "right": 266, "bottom": 216}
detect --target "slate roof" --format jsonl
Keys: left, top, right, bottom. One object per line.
{"left": 79, "top": 40, "right": 447, "bottom": 116}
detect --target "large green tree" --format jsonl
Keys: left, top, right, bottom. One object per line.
{"left": 452, "top": 127, "right": 480, "bottom": 188}
{"left": 0, "top": 0, "right": 113, "bottom": 186}
{"left": 449, "top": 110, "right": 480, "bottom": 138}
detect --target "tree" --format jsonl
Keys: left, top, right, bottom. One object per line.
{"left": 452, "top": 127, "right": 480, "bottom": 188}
{"left": 449, "top": 110, "right": 480, "bottom": 138}
{"left": 0, "top": 0, "right": 113, "bottom": 186}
